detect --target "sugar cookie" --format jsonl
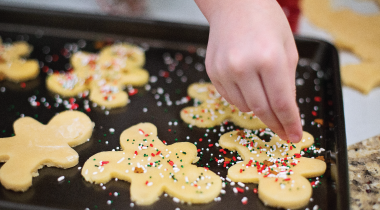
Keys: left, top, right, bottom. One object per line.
{"left": 219, "top": 129, "right": 326, "bottom": 209}
{"left": 341, "top": 62, "right": 380, "bottom": 94}
{"left": 0, "top": 111, "right": 94, "bottom": 192}
{"left": 0, "top": 39, "right": 39, "bottom": 82}
{"left": 180, "top": 83, "right": 267, "bottom": 129}
{"left": 82, "top": 123, "right": 222, "bottom": 205}
{"left": 46, "top": 43, "right": 149, "bottom": 108}
{"left": 301, "top": 0, "right": 380, "bottom": 94}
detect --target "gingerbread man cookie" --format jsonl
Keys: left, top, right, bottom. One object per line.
{"left": 180, "top": 83, "right": 267, "bottom": 129}
{"left": 0, "top": 39, "right": 39, "bottom": 82}
{"left": 46, "top": 43, "right": 149, "bottom": 108}
{"left": 82, "top": 123, "right": 222, "bottom": 205}
{"left": 301, "top": 0, "right": 380, "bottom": 94}
{"left": 219, "top": 129, "right": 326, "bottom": 209}
{"left": 0, "top": 111, "right": 94, "bottom": 192}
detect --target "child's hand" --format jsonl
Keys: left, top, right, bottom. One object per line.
{"left": 195, "top": 0, "right": 302, "bottom": 142}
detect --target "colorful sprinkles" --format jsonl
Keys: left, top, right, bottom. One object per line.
{"left": 0, "top": 34, "right": 330, "bottom": 209}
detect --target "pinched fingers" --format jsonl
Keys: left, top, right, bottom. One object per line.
{"left": 260, "top": 50, "right": 302, "bottom": 143}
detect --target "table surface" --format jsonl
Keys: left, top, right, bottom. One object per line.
{"left": 0, "top": 0, "right": 379, "bottom": 146}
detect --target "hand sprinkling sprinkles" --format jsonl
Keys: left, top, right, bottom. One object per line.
{"left": 46, "top": 43, "right": 149, "bottom": 108}
{"left": 181, "top": 83, "right": 267, "bottom": 129}
{"left": 0, "top": 39, "right": 39, "bottom": 82}
{"left": 0, "top": 111, "right": 94, "bottom": 192}
{"left": 218, "top": 129, "right": 326, "bottom": 209}
{"left": 81, "top": 123, "right": 222, "bottom": 205}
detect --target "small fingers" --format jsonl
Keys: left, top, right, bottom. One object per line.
{"left": 261, "top": 51, "right": 302, "bottom": 143}
{"left": 238, "top": 74, "right": 288, "bottom": 140}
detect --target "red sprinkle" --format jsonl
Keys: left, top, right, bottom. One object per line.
{"left": 236, "top": 187, "right": 244, "bottom": 193}
{"left": 253, "top": 188, "right": 258, "bottom": 194}
{"left": 314, "top": 96, "right": 322, "bottom": 102}
{"left": 134, "top": 151, "right": 138, "bottom": 155}
{"left": 100, "top": 161, "right": 109, "bottom": 166}
{"left": 284, "top": 178, "right": 291, "bottom": 181}
{"left": 128, "top": 88, "right": 138, "bottom": 96}
{"left": 208, "top": 144, "right": 214, "bottom": 148}
{"left": 169, "top": 161, "right": 174, "bottom": 166}
{"left": 20, "top": 83, "right": 26, "bottom": 88}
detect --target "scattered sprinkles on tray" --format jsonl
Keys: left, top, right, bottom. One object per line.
{"left": 0, "top": 32, "right": 331, "bottom": 209}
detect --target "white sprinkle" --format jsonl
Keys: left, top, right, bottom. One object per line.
{"left": 233, "top": 187, "right": 238, "bottom": 193}
{"left": 237, "top": 182, "right": 245, "bottom": 187}
{"left": 107, "top": 200, "right": 112, "bottom": 205}
{"left": 173, "top": 197, "right": 180, "bottom": 203}
{"left": 117, "top": 157, "right": 125, "bottom": 163}
{"left": 57, "top": 176, "right": 65, "bottom": 182}
{"left": 130, "top": 203, "right": 134, "bottom": 207}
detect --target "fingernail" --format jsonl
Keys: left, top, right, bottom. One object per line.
{"left": 289, "top": 134, "right": 301, "bottom": 143}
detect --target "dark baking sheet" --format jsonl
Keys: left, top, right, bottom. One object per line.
{"left": 0, "top": 6, "right": 349, "bottom": 210}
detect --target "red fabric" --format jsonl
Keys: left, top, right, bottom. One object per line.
{"left": 277, "top": 0, "right": 300, "bottom": 33}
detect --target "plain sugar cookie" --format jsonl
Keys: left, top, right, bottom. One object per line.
{"left": 82, "top": 123, "right": 222, "bottom": 205}
{"left": 0, "top": 111, "right": 94, "bottom": 192}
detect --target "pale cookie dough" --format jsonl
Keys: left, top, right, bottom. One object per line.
{"left": 0, "top": 111, "right": 94, "bottom": 192}
{"left": 219, "top": 130, "right": 326, "bottom": 209}
{"left": 180, "top": 83, "right": 267, "bottom": 129}
{"left": 340, "top": 62, "right": 380, "bottom": 94}
{"left": 0, "top": 39, "right": 39, "bottom": 82}
{"left": 301, "top": 0, "right": 380, "bottom": 94}
{"left": 82, "top": 123, "right": 222, "bottom": 205}
{"left": 46, "top": 43, "right": 149, "bottom": 108}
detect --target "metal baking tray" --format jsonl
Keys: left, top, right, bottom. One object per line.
{"left": 0, "top": 6, "right": 349, "bottom": 210}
